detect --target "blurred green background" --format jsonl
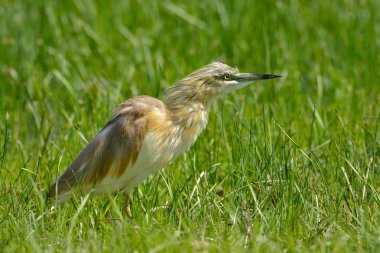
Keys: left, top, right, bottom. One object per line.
{"left": 1, "top": 0, "right": 379, "bottom": 252}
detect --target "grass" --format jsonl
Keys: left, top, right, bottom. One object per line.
{"left": 1, "top": 0, "right": 379, "bottom": 252}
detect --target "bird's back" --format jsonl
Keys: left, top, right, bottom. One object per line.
{"left": 48, "top": 96, "right": 168, "bottom": 202}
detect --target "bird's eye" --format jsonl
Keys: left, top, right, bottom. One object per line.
{"left": 223, "top": 74, "right": 230, "bottom": 80}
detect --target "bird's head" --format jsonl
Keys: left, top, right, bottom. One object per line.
{"left": 163, "top": 62, "right": 281, "bottom": 110}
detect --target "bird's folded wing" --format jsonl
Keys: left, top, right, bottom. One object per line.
{"left": 49, "top": 96, "right": 165, "bottom": 199}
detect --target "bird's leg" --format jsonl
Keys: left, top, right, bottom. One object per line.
{"left": 105, "top": 208, "right": 112, "bottom": 220}
{"left": 124, "top": 192, "right": 132, "bottom": 218}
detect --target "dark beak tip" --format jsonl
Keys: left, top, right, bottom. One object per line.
{"left": 266, "top": 74, "right": 282, "bottom": 79}
{"left": 233, "top": 73, "right": 282, "bottom": 81}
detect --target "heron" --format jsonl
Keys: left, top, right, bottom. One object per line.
{"left": 49, "top": 62, "right": 281, "bottom": 217}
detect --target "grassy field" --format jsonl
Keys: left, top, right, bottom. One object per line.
{"left": 1, "top": 0, "right": 379, "bottom": 252}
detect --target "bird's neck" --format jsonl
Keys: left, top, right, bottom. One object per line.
{"left": 167, "top": 101, "right": 209, "bottom": 129}
{"left": 161, "top": 84, "right": 213, "bottom": 146}
{"left": 165, "top": 101, "right": 209, "bottom": 153}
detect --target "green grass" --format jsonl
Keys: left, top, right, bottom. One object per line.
{"left": 1, "top": 0, "right": 380, "bottom": 252}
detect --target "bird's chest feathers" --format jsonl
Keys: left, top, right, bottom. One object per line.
{"left": 177, "top": 106, "right": 209, "bottom": 152}
{"left": 147, "top": 105, "right": 209, "bottom": 162}
{"left": 182, "top": 112, "right": 208, "bottom": 147}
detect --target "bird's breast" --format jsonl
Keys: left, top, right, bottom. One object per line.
{"left": 148, "top": 106, "right": 209, "bottom": 156}
{"left": 180, "top": 110, "right": 209, "bottom": 151}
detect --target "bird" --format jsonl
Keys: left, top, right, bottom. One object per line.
{"left": 49, "top": 62, "right": 281, "bottom": 217}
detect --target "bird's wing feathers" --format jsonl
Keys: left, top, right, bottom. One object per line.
{"left": 49, "top": 96, "right": 166, "bottom": 199}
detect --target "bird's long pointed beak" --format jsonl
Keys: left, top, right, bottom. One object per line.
{"left": 232, "top": 73, "right": 282, "bottom": 81}
{"left": 222, "top": 71, "right": 282, "bottom": 94}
